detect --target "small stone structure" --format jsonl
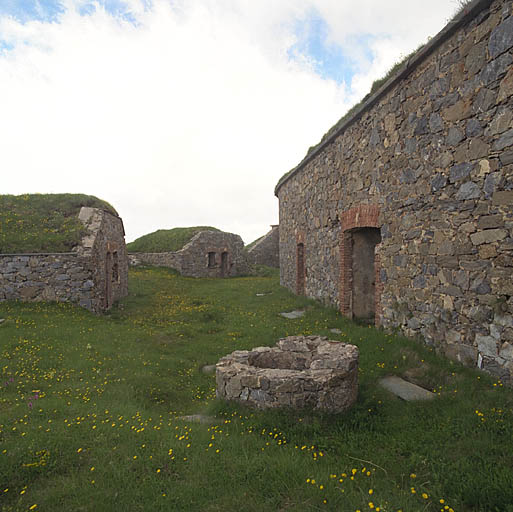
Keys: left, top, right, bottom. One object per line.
{"left": 216, "top": 336, "right": 359, "bottom": 412}
{"left": 246, "top": 225, "right": 280, "bottom": 268}
{"left": 275, "top": 0, "right": 513, "bottom": 383}
{"left": 128, "top": 230, "right": 248, "bottom": 277}
{"left": 0, "top": 206, "right": 128, "bottom": 313}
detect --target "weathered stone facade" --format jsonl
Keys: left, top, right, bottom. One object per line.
{"left": 216, "top": 336, "right": 359, "bottom": 412}
{"left": 246, "top": 225, "right": 280, "bottom": 268}
{"left": 0, "top": 207, "right": 128, "bottom": 313}
{"left": 275, "top": 0, "right": 513, "bottom": 382}
{"left": 128, "top": 230, "right": 249, "bottom": 277}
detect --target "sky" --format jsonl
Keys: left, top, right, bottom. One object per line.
{"left": 0, "top": 0, "right": 462, "bottom": 245}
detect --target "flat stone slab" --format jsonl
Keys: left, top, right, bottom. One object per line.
{"left": 379, "top": 376, "right": 435, "bottom": 401}
{"left": 178, "top": 414, "right": 216, "bottom": 424}
{"left": 330, "top": 328, "right": 342, "bottom": 334}
{"left": 0, "top": 319, "right": 5, "bottom": 324}
{"left": 280, "top": 310, "right": 305, "bottom": 319}
{"left": 201, "top": 364, "right": 216, "bottom": 374}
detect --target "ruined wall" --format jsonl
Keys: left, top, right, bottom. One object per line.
{"left": 127, "top": 252, "right": 183, "bottom": 272}
{"left": 246, "top": 225, "right": 280, "bottom": 268}
{"left": 129, "top": 230, "right": 249, "bottom": 277}
{"left": 276, "top": 0, "right": 513, "bottom": 382}
{"left": 78, "top": 207, "right": 129, "bottom": 311}
{"left": 0, "top": 207, "right": 128, "bottom": 313}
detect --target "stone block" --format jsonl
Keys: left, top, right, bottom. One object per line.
{"left": 445, "top": 343, "right": 477, "bottom": 366}
{"left": 476, "top": 334, "right": 498, "bottom": 357}
{"left": 488, "top": 16, "right": 513, "bottom": 59}
{"left": 492, "top": 191, "right": 513, "bottom": 206}
{"left": 470, "top": 229, "right": 508, "bottom": 245}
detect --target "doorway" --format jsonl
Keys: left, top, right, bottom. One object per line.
{"left": 351, "top": 228, "right": 381, "bottom": 321}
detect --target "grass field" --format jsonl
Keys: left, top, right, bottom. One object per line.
{"left": 1, "top": 267, "right": 512, "bottom": 511}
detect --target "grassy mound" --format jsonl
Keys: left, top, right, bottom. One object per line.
{"left": 0, "top": 193, "right": 117, "bottom": 254}
{"left": 127, "top": 226, "right": 220, "bottom": 253}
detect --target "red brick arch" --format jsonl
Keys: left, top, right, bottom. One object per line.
{"left": 339, "top": 205, "right": 382, "bottom": 325}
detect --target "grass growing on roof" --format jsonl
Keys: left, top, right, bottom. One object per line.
{"left": 1, "top": 267, "right": 512, "bottom": 511}
{"left": 0, "top": 193, "right": 117, "bottom": 254}
{"left": 126, "top": 227, "right": 221, "bottom": 253}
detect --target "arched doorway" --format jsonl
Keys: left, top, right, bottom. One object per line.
{"left": 339, "top": 204, "right": 382, "bottom": 325}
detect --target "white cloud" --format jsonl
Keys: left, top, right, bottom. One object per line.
{"left": 0, "top": 0, "right": 459, "bottom": 244}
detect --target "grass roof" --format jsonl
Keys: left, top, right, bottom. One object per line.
{"left": 0, "top": 193, "right": 117, "bottom": 254}
{"left": 244, "top": 234, "right": 264, "bottom": 251}
{"left": 126, "top": 227, "right": 220, "bottom": 253}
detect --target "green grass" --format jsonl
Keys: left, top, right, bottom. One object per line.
{"left": 0, "top": 194, "right": 117, "bottom": 254}
{"left": 127, "top": 227, "right": 220, "bottom": 253}
{"left": 1, "top": 267, "right": 512, "bottom": 511}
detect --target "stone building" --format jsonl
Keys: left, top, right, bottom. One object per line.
{"left": 246, "top": 225, "right": 280, "bottom": 268}
{"left": 275, "top": 0, "right": 513, "bottom": 382}
{"left": 0, "top": 196, "right": 128, "bottom": 313}
{"left": 128, "top": 230, "right": 249, "bottom": 277}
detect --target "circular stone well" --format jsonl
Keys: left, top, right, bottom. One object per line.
{"left": 216, "top": 335, "right": 359, "bottom": 413}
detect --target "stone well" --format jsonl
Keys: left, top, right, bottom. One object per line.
{"left": 216, "top": 335, "right": 359, "bottom": 413}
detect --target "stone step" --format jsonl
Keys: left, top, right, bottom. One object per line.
{"left": 280, "top": 310, "right": 305, "bottom": 319}
{"left": 379, "top": 376, "right": 436, "bottom": 401}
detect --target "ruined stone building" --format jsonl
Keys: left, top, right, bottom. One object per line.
{"left": 128, "top": 229, "right": 249, "bottom": 277}
{"left": 275, "top": 0, "right": 513, "bottom": 382}
{"left": 246, "top": 225, "right": 280, "bottom": 268}
{"left": 0, "top": 194, "right": 128, "bottom": 312}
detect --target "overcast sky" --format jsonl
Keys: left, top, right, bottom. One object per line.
{"left": 1, "top": 0, "right": 461, "bottom": 244}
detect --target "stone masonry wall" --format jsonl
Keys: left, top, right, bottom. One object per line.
{"left": 0, "top": 253, "right": 95, "bottom": 308}
{"left": 246, "top": 225, "right": 280, "bottom": 268}
{"left": 127, "top": 252, "right": 183, "bottom": 272}
{"left": 129, "top": 230, "right": 249, "bottom": 278}
{"left": 276, "top": 0, "right": 513, "bottom": 382}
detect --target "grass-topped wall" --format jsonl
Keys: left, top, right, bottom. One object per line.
{"left": 0, "top": 194, "right": 117, "bottom": 254}
{"left": 127, "top": 227, "right": 220, "bottom": 253}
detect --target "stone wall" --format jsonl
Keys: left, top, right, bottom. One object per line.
{"left": 0, "top": 207, "right": 128, "bottom": 313}
{"left": 246, "top": 225, "right": 280, "bottom": 268}
{"left": 129, "top": 230, "right": 249, "bottom": 277}
{"left": 276, "top": 0, "right": 513, "bottom": 382}
{"left": 128, "top": 252, "right": 183, "bottom": 272}
{"left": 0, "top": 253, "right": 95, "bottom": 308}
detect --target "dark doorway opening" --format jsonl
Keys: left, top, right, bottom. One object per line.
{"left": 296, "top": 243, "right": 305, "bottom": 295}
{"left": 351, "top": 228, "right": 381, "bottom": 322}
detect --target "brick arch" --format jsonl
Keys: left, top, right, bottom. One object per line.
{"left": 339, "top": 205, "right": 382, "bottom": 325}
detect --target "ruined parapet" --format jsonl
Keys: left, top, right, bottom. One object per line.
{"left": 216, "top": 335, "right": 359, "bottom": 412}
{"left": 246, "top": 225, "right": 279, "bottom": 268}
